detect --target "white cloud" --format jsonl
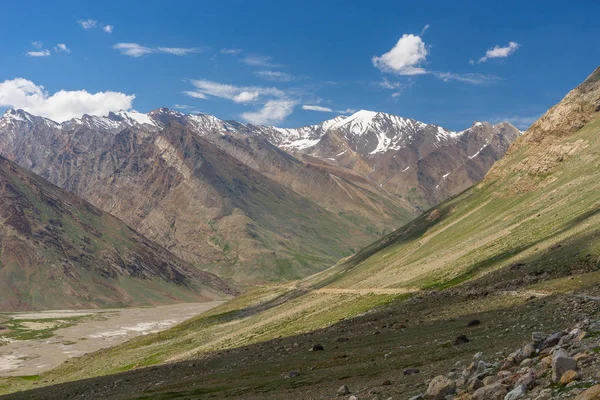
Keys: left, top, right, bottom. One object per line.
{"left": 183, "top": 91, "right": 207, "bottom": 99}
{"left": 114, "top": 43, "right": 200, "bottom": 57}
{"left": 337, "top": 108, "right": 356, "bottom": 114}
{"left": 420, "top": 24, "right": 430, "bottom": 36}
{"left": 433, "top": 72, "right": 501, "bottom": 85}
{"left": 372, "top": 34, "right": 429, "bottom": 75}
{"left": 103, "top": 25, "right": 114, "bottom": 33}
{"left": 173, "top": 104, "right": 201, "bottom": 113}
{"left": 302, "top": 105, "right": 333, "bottom": 112}
{"left": 221, "top": 48, "right": 241, "bottom": 55}
{"left": 241, "top": 100, "right": 296, "bottom": 125}
{"left": 476, "top": 41, "right": 520, "bottom": 63}
{"left": 78, "top": 19, "right": 98, "bottom": 29}
{"left": 186, "top": 79, "right": 285, "bottom": 102}
{"left": 32, "top": 41, "right": 43, "bottom": 49}
{"left": 54, "top": 43, "right": 70, "bottom": 53}
{"left": 157, "top": 47, "right": 201, "bottom": 56}
{"left": 233, "top": 91, "right": 260, "bottom": 103}
{"left": 0, "top": 78, "right": 135, "bottom": 122}
{"left": 26, "top": 49, "right": 51, "bottom": 57}
{"left": 256, "top": 71, "right": 296, "bottom": 82}
{"left": 242, "top": 55, "right": 280, "bottom": 67}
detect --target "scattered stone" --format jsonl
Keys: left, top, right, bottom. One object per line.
{"left": 559, "top": 369, "right": 579, "bottom": 385}
{"left": 425, "top": 375, "right": 456, "bottom": 399}
{"left": 552, "top": 348, "right": 577, "bottom": 382}
{"left": 404, "top": 368, "right": 421, "bottom": 375}
{"left": 349, "top": 396, "right": 359, "bottom": 400}
{"left": 382, "top": 379, "right": 391, "bottom": 386}
{"left": 455, "top": 335, "right": 470, "bottom": 346}
{"left": 532, "top": 332, "right": 548, "bottom": 345}
{"left": 505, "top": 384, "right": 526, "bottom": 400}
{"left": 285, "top": 370, "right": 299, "bottom": 379}
{"left": 574, "top": 385, "right": 600, "bottom": 400}
{"left": 310, "top": 344, "right": 324, "bottom": 352}
{"left": 467, "top": 320, "right": 481, "bottom": 327}
{"left": 471, "top": 382, "right": 508, "bottom": 400}
{"left": 337, "top": 385, "right": 351, "bottom": 396}
{"left": 467, "top": 378, "right": 484, "bottom": 393}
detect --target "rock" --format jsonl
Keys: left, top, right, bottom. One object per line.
{"left": 507, "top": 349, "right": 525, "bottom": 364}
{"left": 349, "top": 396, "right": 359, "bottom": 400}
{"left": 540, "top": 331, "right": 566, "bottom": 350}
{"left": 482, "top": 376, "right": 497, "bottom": 386}
{"left": 285, "top": 370, "right": 300, "bottom": 379}
{"left": 532, "top": 332, "right": 548, "bottom": 345}
{"left": 467, "top": 378, "right": 484, "bottom": 393}
{"left": 472, "top": 383, "right": 508, "bottom": 400}
{"left": 574, "top": 385, "right": 600, "bottom": 400}
{"left": 404, "top": 368, "right": 421, "bottom": 375}
{"left": 425, "top": 375, "right": 456, "bottom": 399}
{"left": 382, "top": 379, "right": 391, "bottom": 386}
{"left": 310, "top": 344, "right": 324, "bottom": 352}
{"left": 552, "top": 348, "right": 577, "bottom": 382}
{"left": 522, "top": 343, "right": 536, "bottom": 358}
{"left": 455, "top": 335, "right": 470, "bottom": 345}
{"left": 505, "top": 384, "right": 526, "bottom": 400}
{"left": 519, "top": 358, "right": 533, "bottom": 367}
{"left": 559, "top": 369, "right": 580, "bottom": 385}
{"left": 338, "top": 385, "right": 351, "bottom": 396}
{"left": 467, "top": 320, "right": 481, "bottom": 327}
{"left": 514, "top": 371, "right": 537, "bottom": 389}
{"left": 409, "top": 395, "right": 424, "bottom": 400}
{"left": 473, "top": 382, "right": 508, "bottom": 400}
{"left": 534, "top": 388, "right": 552, "bottom": 400}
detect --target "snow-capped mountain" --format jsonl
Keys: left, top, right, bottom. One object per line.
{"left": 0, "top": 107, "right": 521, "bottom": 209}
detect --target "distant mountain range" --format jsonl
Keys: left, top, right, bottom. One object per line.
{"left": 0, "top": 107, "right": 520, "bottom": 284}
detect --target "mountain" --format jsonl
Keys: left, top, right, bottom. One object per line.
{"left": 5, "top": 66, "right": 598, "bottom": 399}
{"left": 245, "top": 110, "right": 522, "bottom": 209}
{"left": 0, "top": 107, "right": 519, "bottom": 284}
{"left": 0, "top": 154, "right": 233, "bottom": 311}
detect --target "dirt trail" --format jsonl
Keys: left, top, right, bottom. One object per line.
{"left": 0, "top": 301, "right": 223, "bottom": 376}
{"left": 314, "top": 288, "right": 417, "bottom": 295}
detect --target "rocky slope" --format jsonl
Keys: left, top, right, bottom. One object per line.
{"left": 245, "top": 111, "right": 521, "bottom": 209}
{"left": 0, "top": 155, "right": 232, "bottom": 311}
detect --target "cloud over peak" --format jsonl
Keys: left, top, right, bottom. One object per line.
{"left": 241, "top": 99, "right": 296, "bottom": 125}
{"left": 302, "top": 105, "right": 333, "bottom": 112}
{"left": 372, "top": 34, "right": 429, "bottom": 75}
{"left": 0, "top": 78, "right": 135, "bottom": 122}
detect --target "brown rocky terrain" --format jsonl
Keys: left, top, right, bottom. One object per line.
{"left": 0, "top": 155, "right": 232, "bottom": 311}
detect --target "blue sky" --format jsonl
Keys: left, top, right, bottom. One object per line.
{"left": 0, "top": 0, "right": 599, "bottom": 130}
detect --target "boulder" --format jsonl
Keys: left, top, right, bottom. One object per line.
{"left": 455, "top": 335, "right": 470, "bottom": 345}
{"left": 505, "top": 384, "right": 526, "bottom": 400}
{"left": 404, "top": 368, "right": 421, "bottom": 375}
{"left": 467, "top": 378, "right": 484, "bottom": 393}
{"left": 337, "top": 385, "right": 351, "bottom": 396}
{"left": 552, "top": 348, "right": 577, "bottom": 382}
{"left": 310, "top": 344, "right": 324, "bottom": 352}
{"left": 471, "top": 383, "right": 508, "bottom": 400}
{"left": 575, "top": 385, "right": 600, "bottom": 400}
{"left": 559, "top": 370, "right": 580, "bottom": 385}
{"left": 425, "top": 375, "right": 456, "bottom": 399}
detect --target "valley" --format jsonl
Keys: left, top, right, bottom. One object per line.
{"left": 0, "top": 302, "right": 224, "bottom": 377}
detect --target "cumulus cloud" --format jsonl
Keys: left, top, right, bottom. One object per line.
{"left": 433, "top": 72, "right": 501, "bottom": 85}
{"left": 54, "top": 43, "right": 70, "bottom": 53}
{"left": 302, "top": 105, "right": 333, "bottom": 112}
{"left": 241, "top": 100, "right": 296, "bottom": 125}
{"left": 26, "top": 49, "right": 51, "bottom": 57}
{"left": 372, "top": 34, "right": 429, "bottom": 75}
{"left": 256, "top": 71, "right": 296, "bottom": 82}
{"left": 474, "top": 41, "right": 520, "bottom": 64}
{"left": 0, "top": 78, "right": 135, "bottom": 122}
{"left": 114, "top": 43, "right": 201, "bottom": 57}
{"left": 103, "top": 25, "right": 114, "bottom": 33}
{"left": 186, "top": 79, "right": 285, "bottom": 103}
